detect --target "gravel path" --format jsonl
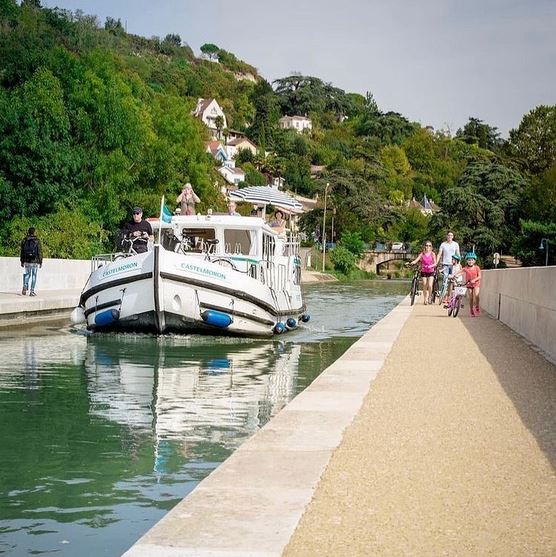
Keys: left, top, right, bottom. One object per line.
{"left": 284, "top": 303, "right": 556, "bottom": 556}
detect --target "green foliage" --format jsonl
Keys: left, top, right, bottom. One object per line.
{"left": 0, "top": 2, "right": 551, "bottom": 271}
{"left": 508, "top": 105, "right": 556, "bottom": 175}
{"left": 433, "top": 160, "right": 528, "bottom": 257}
{"left": 455, "top": 117, "right": 504, "bottom": 152}
{"left": 1, "top": 205, "right": 106, "bottom": 259}
{"left": 329, "top": 245, "right": 357, "bottom": 276}
{"left": 339, "top": 231, "right": 365, "bottom": 258}
{"left": 512, "top": 220, "right": 556, "bottom": 266}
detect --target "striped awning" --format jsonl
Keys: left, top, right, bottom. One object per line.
{"left": 229, "top": 186, "right": 304, "bottom": 214}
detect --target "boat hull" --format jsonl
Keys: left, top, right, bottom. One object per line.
{"left": 80, "top": 246, "right": 305, "bottom": 336}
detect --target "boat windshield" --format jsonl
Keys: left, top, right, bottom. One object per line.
{"left": 181, "top": 227, "right": 216, "bottom": 253}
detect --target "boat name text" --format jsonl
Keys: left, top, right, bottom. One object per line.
{"left": 177, "top": 263, "right": 226, "bottom": 281}
{"left": 101, "top": 261, "right": 138, "bottom": 279}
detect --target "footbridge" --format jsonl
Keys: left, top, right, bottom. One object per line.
{"left": 359, "top": 249, "right": 417, "bottom": 274}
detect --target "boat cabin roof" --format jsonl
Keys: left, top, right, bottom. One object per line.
{"left": 149, "top": 214, "right": 281, "bottom": 235}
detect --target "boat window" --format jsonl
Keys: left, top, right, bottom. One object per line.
{"left": 224, "top": 229, "right": 255, "bottom": 255}
{"left": 181, "top": 228, "right": 216, "bottom": 252}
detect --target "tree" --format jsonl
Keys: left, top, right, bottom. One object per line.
{"left": 512, "top": 219, "right": 556, "bottom": 266}
{"left": 200, "top": 43, "right": 219, "bottom": 60}
{"left": 508, "top": 105, "right": 556, "bottom": 175}
{"left": 214, "top": 115, "right": 224, "bottom": 139}
{"left": 433, "top": 160, "right": 528, "bottom": 257}
{"left": 104, "top": 16, "right": 124, "bottom": 34}
{"left": 248, "top": 79, "right": 280, "bottom": 149}
{"left": 455, "top": 117, "right": 504, "bottom": 152}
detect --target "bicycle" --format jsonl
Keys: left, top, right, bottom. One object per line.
{"left": 117, "top": 233, "right": 150, "bottom": 258}
{"left": 431, "top": 268, "right": 443, "bottom": 304}
{"left": 406, "top": 263, "right": 421, "bottom": 306}
{"left": 446, "top": 279, "right": 467, "bottom": 317}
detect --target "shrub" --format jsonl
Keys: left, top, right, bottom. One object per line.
{"left": 329, "top": 246, "right": 357, "bottom": 275}
{"left": 339, "top": 231, "right": 365, "bottom": 258}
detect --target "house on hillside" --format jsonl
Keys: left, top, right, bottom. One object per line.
{"left": 192, "top": 98, "right": 227, "bottom": 138}
{"left": 279, "top": 115, "right": 312, "bottom": 133}
{"left": 226, "top": 137, "right": 258, "bottom": 158}
{"left": 218, "top": 165, "right": 245, "bottom": 186}
{"left": 205, "top": 141, "right": 232, "bottom": 165}
{"left": 407, "top": 195, "right": 441, "bottom": 216}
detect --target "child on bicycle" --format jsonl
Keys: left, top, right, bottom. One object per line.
{"left": 445, "top": 254, "right": 463, "bottom": 308}
{"left": 453, "top": 252, "right": 481, "bottom": 317}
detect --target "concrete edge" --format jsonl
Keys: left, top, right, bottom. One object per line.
{"left": 122, "top": 295, "right": 413, "bottom": 557}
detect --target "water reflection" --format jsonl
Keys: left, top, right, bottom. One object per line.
{"left": 0, "top": 281, "right": 407, "bottom": 556}
{"left": 85, "top": 335, "right": 301, "bottom": 457}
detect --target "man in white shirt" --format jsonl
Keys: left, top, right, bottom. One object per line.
{"left": 437, "top": 231, "right": 460, "bottom": 302}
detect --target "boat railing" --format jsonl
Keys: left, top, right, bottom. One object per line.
{"left": 91, "top": 253, "right": 122, "bottom": 272}
{"left": 283, "top": 236, "right": 300, "bottom": 257}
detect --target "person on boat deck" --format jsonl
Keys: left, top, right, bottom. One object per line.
{"left": 250, "top": 206, "right": 263, "bottom": 217}
{"left": 176, "top": 183, "right": 200, "bottom": 215}
{"left": 227, "top": 201, "right": 240, "bottom": 216}
{"left": 270, "top": 210, "right": 286, "bottom": 232}
{"left": 121, "top": 207, "right": 153, "bottom": 254}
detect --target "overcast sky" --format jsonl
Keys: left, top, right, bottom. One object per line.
{"left": 43, "top": 0, "right": 556, "bottom": 137}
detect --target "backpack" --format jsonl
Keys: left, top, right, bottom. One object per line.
{"left": 23, "top": 237, "right": 39, "bottom": 262}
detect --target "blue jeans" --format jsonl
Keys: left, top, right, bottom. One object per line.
{"left": 23, "top": 263, "right": 39, "bottom": 292}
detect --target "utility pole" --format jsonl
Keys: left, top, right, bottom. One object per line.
{"left": 322, "top": 183, "right": 329, "bottom": 273}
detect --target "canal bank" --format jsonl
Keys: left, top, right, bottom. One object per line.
{"left": 123, "top": 294, "right": 555, "bottom": 557}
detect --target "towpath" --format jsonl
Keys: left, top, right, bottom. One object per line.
{"left": 284, "top": 302, "right": 556, "bottom": 556}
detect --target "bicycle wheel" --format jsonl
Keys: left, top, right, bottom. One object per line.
{"left": 410, "top": 276, "right": 417, "bottom": 306}
{"left": 453, "top": 296, "right": 461, "bottom": 317}
{"left": 430, "top": 274, "right": 438, "bottom": 304}
{"left": 447, "top": 302, "right": 453, "bottom": 317}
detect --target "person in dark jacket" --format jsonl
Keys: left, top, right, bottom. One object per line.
{"left": 20, "top": 227, "right": 43, "bottom": 296}
{"left": 121, "top": 207, "right": 153, "bottom": 254}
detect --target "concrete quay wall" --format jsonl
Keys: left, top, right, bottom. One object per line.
{"left": 482, "top": 266, "right": 556, "bottom": 363}
{"left": 0, "top": 256, "right": 90, "bottom": 292}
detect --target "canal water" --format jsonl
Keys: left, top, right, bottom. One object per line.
{"left": 0, "top": 281, "right": 406, "bottom": 556}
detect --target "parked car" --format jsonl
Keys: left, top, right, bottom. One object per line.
{"left": 391, "top": 242, "right": 404, "bottom": 251}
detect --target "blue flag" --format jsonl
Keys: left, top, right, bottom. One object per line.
{"left": 161, "top": 204, "right": 172, "bottom": 223}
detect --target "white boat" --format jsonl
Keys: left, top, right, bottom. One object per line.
{"left": 73, "top": 213, "right": 308, "bottom": 337}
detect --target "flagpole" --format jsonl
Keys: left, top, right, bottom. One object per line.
{"left": 158, "top": 195, "right": 164, "bottom": 245}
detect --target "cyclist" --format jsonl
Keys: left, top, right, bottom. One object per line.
{"left": 446, "top": 253, "right": 463, "bottom": 308}
{"left": 436, "top": 231, "right": 460, "bottom": 303}
{"left": 408, "top": 240, "right": 437, "bottom": 305}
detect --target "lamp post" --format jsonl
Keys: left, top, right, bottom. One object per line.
{"left": 322, "top": 182, "right": 330, "bottom": 272}
{"left": 539, "top": 238, "right": 549, "bottom": 266}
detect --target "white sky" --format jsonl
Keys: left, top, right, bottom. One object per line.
{"left": 43, "top": 0, "right": 556, "bottom": 137}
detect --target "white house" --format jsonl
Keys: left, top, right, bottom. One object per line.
{"left": 225, "top": 137, "right": 258, "bottom": 158}
{"left": 218, "top": 165, "right": 245, "bottom": 186}
{"left": 279, "top": 115, "right": 312, "bottom": 133}
{"left": 193, "top": 98, "right": 227, "bottom": 137}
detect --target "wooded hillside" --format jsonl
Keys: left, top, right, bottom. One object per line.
{"left": 1, "top": 1, "right": 554, "bottom": 265}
